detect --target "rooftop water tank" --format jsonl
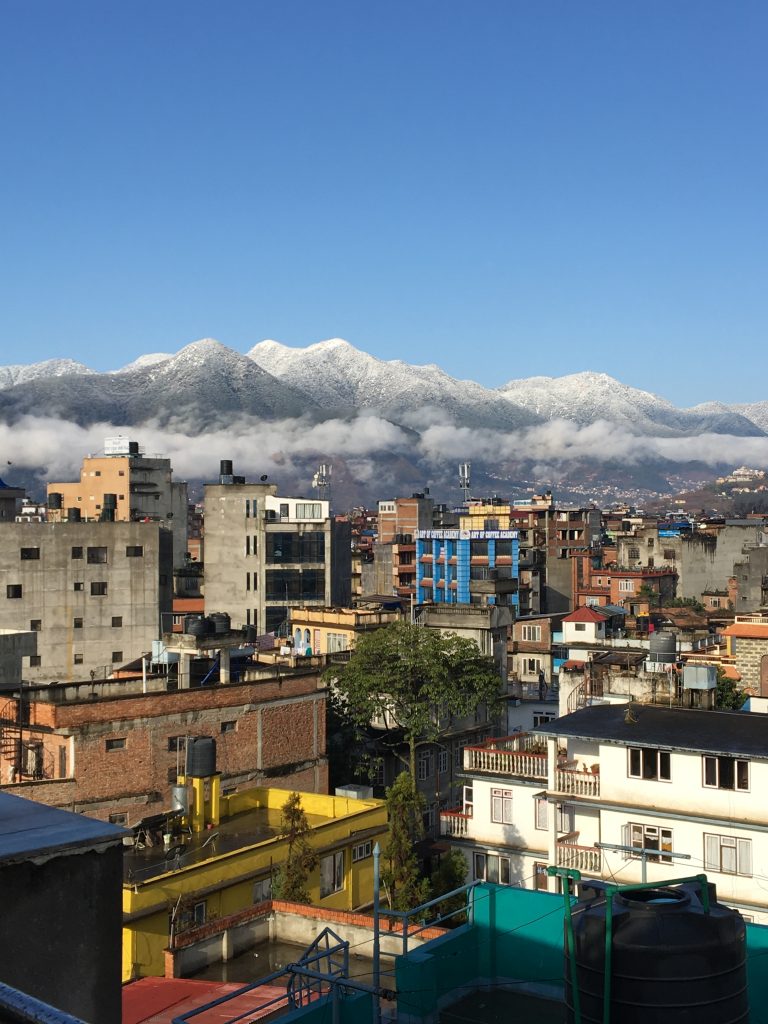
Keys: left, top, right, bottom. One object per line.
{"left": 649, "top": 631, "right": 677, "bottom": 663}
{"left": 186, "top": 736, "right": 216, "bottom": 778}
{"left": 565, "top": 879, "right": 748, "bottom": 1024}
{"left": 209, "top": 612, "right": 231, "bottom": 635}
{"left": 67, "top": 507, "right": 81, "bottom": 522}
{"left": 47, "top": 492, "right": 62, "bottom": 510}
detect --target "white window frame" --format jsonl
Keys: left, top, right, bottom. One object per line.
{"left": 703, "top": 755, "right": 749, "bottom": 792}
{"left": 618, "top": 579, "right": 634, "bottom": 592}
{"left": 417, "top": 749, "right": 433, "bottom": 781}
{"left": 473, "top": 850, "right": 512, "bottom": 885}
{"left": 352, "top": 840, "right": 373, "bottom": 862}
{"left": 704, "top": 834, "right": 752, "bottom": 877}
{"left": 533, "top": 712, "right": 556, "bottom": 728}
{"left": 320, "top": 850, "right": 345, "bottom": 897}
{"left": 623, "top": 822, "right": 673, "bottom": 865}
{"left": 521, "top": 625, "right": 541, "bottom": 642}
{"left": 535, "top": 795, "right": 548, "bottom": 830}
{"left": 437, "top": 749, "right": 449, "bottom": 775}
{"left": 491, "top": 788, "right": 513, "bottom": 824}
{"left": 628, "top": 747, "right": 671, "bottom": 782}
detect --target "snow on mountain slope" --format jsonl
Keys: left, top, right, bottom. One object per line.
{"left": 248, "top": 338, "right": 540, "bottom": 430}
{"left": 498, "top": 371, "right": 764, "bottom": 437}
{"left": 730, "top": 401, "right": 768, "bottom": 433}
{"left": 0, "top": 358, "right": 95, "bottom": 390}
{"left": 111, "top": 352, "right": 173, "bottom": 373}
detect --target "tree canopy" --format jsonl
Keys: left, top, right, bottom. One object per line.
{"left": 271, "top": 791, "right": 318, "bottom": 904}
{"left": 325, "top": 620, "right": 502, "bottom": 777}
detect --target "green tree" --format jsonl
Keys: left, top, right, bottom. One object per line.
{"left": 271, "top": 792, "right": 318, "bottom": 904}
{"left": 325, "top": 621, "right": 501, "bottom": 779}
{"left": 715, "top": 669, "right": 745, "bottom": 710}
{"left": 430, "top": 848, "right": 469, "bottom": 925}
{"left": 382, "top": 771, "right": 431, "bottom": 911}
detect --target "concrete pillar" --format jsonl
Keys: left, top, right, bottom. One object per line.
{"left": 220, "top": 647, "right": 231, "bottom": 684}
{"left": 210, "top": 773, "right": 221, "bottom": 826}
{"left": 179, "top": 652, "right": 193, "bottom": 690}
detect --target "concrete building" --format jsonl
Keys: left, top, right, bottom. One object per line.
{"left": 0, "top": 478, "right": 25, "bottom": 523}
{"left": 441, "top": 703, "right": 768, "bottom": 924}
{"left": 1, "top": 659, "right": 328, "bottom": 813}
{"left": 0, "top": 792, "right": 126, "bottom": 1022}
{"left": 288, "top": 604, "right": 401, "bottom": 655}
{"left": 47, "top": 435, "right": 189, "bottom": 567}
{"left": 0, "top": 520, "right": 173, "bottom": 683}
{"left": 0, "top": 628, "right": 36, "bottom": 693}
{"left": 204, "top": 468, "right": 351, "bottom": 635}
{"left": 122, "top": 786, "right": 387, "bottom": 980}
{"left": 722, "top": 614, "right": 768, "bottom": 693}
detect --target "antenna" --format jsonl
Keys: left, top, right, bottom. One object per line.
{"left": 312, "top": 462, "right": 332, "bottom": 506}
{"left": 459, "top": 462, "right": 471, "bottom": 503}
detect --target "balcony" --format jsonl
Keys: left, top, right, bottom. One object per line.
{"left": 555, "top": 767, "right": 600, "bottom": 797}
{"left": 440, "top": 809, "right": 472, "bottom": 838}
{"left": 464, "top": 735, "right": 547, "bottom": 780}
{"left": 556, "top": 835, "right": 602, "bottom": 873}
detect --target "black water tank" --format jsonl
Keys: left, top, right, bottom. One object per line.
{"left": 209, "top": 612, "right": 231, "bottom": 635}
{"left": 566, "top": 881, "right": 748, "bottom": 1024}
{"left": 186, "top": 736, "right": 216, "bottom": 778}
{"left": 47, "top": 492, "right": 63, "bottom": 510}
{"left": 244, "top": 625, "right": 259, "bottom": 643}
{"left": 67, "top": 507, "right": 81, "bottom": 522}
{"left": 220, "top": 460, "right": 233, "bottom": 477}
{"left": 185, "top": 615, "right": 207, "bottom": 636}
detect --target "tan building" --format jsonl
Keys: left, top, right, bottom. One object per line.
{"left": 288, "top": 605, "right": 401, "bottom": 655}
{"left": 47, "top": 435, "right": 188, "bottom": 567}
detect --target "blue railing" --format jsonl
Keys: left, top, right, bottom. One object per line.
{"left": 0, "top": 983, "right": 87, "bottom": 1024}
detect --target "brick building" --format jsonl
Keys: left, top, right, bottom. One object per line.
{"left": 0, "top": 665, "right": 327, "bottom": 821}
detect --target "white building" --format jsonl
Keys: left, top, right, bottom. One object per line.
{"left": 441, "top": 703, "right": 768, "bottom": 923}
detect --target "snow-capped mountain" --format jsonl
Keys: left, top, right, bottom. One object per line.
{"left": 498, "top": 372, "right": 763, "bottom": 438}
{"left": 0, "top": 358, "right": 95, "bottom": 390}
{"left": 248, "top": 338, "right": 541, "bottom": 431}
{"left": 111, "top": 352, "right": 173, "bottom": 373}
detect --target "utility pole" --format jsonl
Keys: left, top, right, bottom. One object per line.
{"left": 596, "top": 841, "right": 691, "bottom": 884}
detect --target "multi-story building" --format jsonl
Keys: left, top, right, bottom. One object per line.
{"left": 0, "top": 660, "right": 328, "bottom": 813}
{"left": 0, "top": 520, "right": 172, "bottom": 682}
{"left": 288, "top": 604, "right": 401, "bottom": 655}
{"left": 47, "top": 435, "right": 189, "bottom": 567}
{"left": 363, "top": 494, "right": 435, "bottom": 599}
{"left": 203, "top": 466, "right": 351, "bottom": 635}
{"left": 441, "top": 702, "right": 768, "bottom": 923}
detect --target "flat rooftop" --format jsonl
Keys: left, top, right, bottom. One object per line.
{"left": 0, "top": 791, "right": 127, "bottom": 866}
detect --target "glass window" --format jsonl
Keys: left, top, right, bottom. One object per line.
{"left": 29, "top": 619, "right": 41, "bottom": 631}
{"left": 87, "top": 547, "right": 108, "bottom": 564}
{"left": 320, "top": 851, "right": 344, "bottom": 897}
{"left": 628, "top": 747, "right": 670, "bottom": 782}
{"left": 6, "top": 585, "right": 22, "bottom": 599}
{"left": 112, "top": 616, "right": 122, "bottom": 627}
{"left": 266, "top": 533, "right": 325, "bottom": 564}
{"left": 111, "top": 651, "right": 123, "bottom": 663}
{"left": 73, "top": 617, "right": 83, "bottom": 629}
{"left": 106, "top": 738, "right": 126, "bottom": 751}
{"left": 20, "top": 547, "right": 40, "bottom": 560}
{"left": 625, "top": 823, "right": 673, "bottom": 864}
{"left": 491, "top": 788, "right": 513, "bottom": 824}
{"left": 265, "top": 568, "right": 325, "bottom": 602}
{"left": 71, "top": 546, "right": 83, "bottom": 559}
{"left": 90, "top": 581, "right": 108, "bottom": 596}
{"left": 522, "top": 625, "right": 541, "bottom": 642}
{"left": 125, "top": 545, "right": 143, "bottom": 557}
{"left": 704, "top": 834, "right": 751, "bottom": 877}
{"left": 295, "top": 502, "right": 322, "bottom": 519}
{"left": 535, "top": 796, "right": 548, "bottom": 830}
{"left": 703, "top": 756, "right": 749, "bottom": 791}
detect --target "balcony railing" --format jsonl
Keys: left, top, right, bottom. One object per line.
{"left": 555, "top": 840, "right": 602, "bottom": 874}
{"left": 464, "top": 745, "right": 547, "bottom": 779}
{"left": 440, "top": 809, "right": 472, "bottom": 838}
{"left": 0, "top": 982, "right": 87, "bottom": 1023}
{"left": 555, "top": 768, "right": 600, "bottom": 797}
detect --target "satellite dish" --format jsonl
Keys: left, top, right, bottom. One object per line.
{"left": 260, "top": 474, "right": 268, "bottom": 481}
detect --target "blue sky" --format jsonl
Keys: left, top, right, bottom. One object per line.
{"left": 0, "top": 1, "right": 765, "bottom": 405}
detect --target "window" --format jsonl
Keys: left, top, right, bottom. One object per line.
{"left": 574, "top": 623, "right": 586, "bottom": 632}
{"left": 108, "top": 812, "right": 127, "bottom": 825}
{"left": 704, "top": 834, "right": 752, "bottom": 876}
{"left": 6, "top": 585, "right": 22, "bottom": 599}
{"left": 192, "top": 901, "right": 207, "bottom": 926}
{"left": 417, "top": 749, "right": 433, "bottom": 781}
{"left": 71, "top": 546, "right": 83, "bottom": 559}
{"left": 535, "top": 796, "right": 549, "bottom": 830}
{"left": 111, "top": 651, "right": 123, "bottom": 664}
{"left": 352, "top": 841, "right": 373, "bottom": 862}
{"left": 20, "top": 547, "right": 40, "bottom": 560}
{"left": 87, "top": 546, "right": 108, "bottom": 563}
{"left": 125, "top": 545, "right": 144, "bottom": 557}
{"left": 29, "top": 655, "right": 41, "bottom": 667}
{"left": 438, "top": 749, "right": 449, "bottom": 774}
{"left": 29, "top": 619, "right": 41, "bottom": 631}
{"left": 296, "top": 502, "right": 322, "bottom": 519}
{"left": 533, "top": 713, "right": 556, "bottom": 728}
{"left": 168, "top": 736, "right": 186, "bottom": 752}
{"left": 525, "top": 657, "right": 542, "bottom": 673}
{"left": 522, "top": 625, "right": 541, "bottom": 642}
{"left": 253, "top": 877, "right": 272, "bottom": 903}
{"left": 558, "top": 804, "right": 575, "bottom": 833}
{"left": 74, "top": 654, "right": 83, "bottom": 665}
{"left": 473, "top": 851, "right": 512, "bottom": 885}
{"left": 327, "top": 633, "right": 349, "bottom": 653}
{"left": 73, "top": 617, "right": 83, "bottom": 629}
{"left": 90, "top": 582, "right": 108, "bottom": 596}
{"left": 491, "top": 788, "right": 513, "bottom": 824}
{"left": 628, "top": 747, "right": 671, "bottom": 782}
{"left": 703, "top": 756, "right": 749, "bottom": 791}
{"left": 221, "top": 721, "right": 236, "bottom": 733}
{"left": 111, "top": 616, "right": 122, "bottom": 628}
{"left": 106, "top": 738, "right": 126, "bottom": 751}
{"left": 624, "top": 823, "right": 673, "bottom": 864}
{"left": 73, "top": 581, "right": 84, "bottom": 591}
{"left": 320, "top": 851, "right": 344, "bottom": 897}
{"left": 618, "top": 579, "right": 634, "bottom": 592}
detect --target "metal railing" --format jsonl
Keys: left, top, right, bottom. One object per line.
{"left": 0, "top": 983, "right": 87, "bottom": 1024}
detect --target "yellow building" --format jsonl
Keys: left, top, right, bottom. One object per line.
{"left": 288, "top": 605, "right": 401, "bottom": 655}
{"left": 122, "top": 787, "right": 387, "bottom": 981}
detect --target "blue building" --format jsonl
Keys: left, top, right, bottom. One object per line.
{"left": 416, "top": 527, "right": 519, "bottom": 610}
